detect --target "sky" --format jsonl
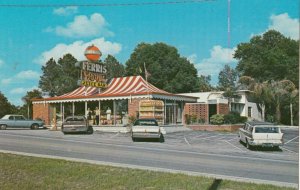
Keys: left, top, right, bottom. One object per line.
{"left": 0, "top": 0, "right": 298, "bottom": 106}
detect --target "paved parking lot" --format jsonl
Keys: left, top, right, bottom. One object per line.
{"left": 1, "top": 127, "right": 298, "bottom": 159}
{"left": 92, "top": 127, "right": 298, "bottom": 157}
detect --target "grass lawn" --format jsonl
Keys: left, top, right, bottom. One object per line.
{"left": 0, "top": 153, "right": 296, "bottom": 190}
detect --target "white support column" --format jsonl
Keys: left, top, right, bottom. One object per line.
{"left": 85, "top": 101, "right": 88, "bottom": 118}
{"left": 62, "top": 103, "right": 65, "bottom": 122}
{"left": 174, "top": 100, "right": 176, "bottom": 125}
{"left": 113, "top": 100, "right": 116, "bottom": 126}
{"left": 181, "top": 101, "right": 184, "bottom": 125}
{"left": 164, "top": 99, "right": 166, "bottom": 125}
{"left": 72, "top": 102, "right": 75, "bottom": 117}
{"left": 98, "top": 100, "right": 101, "bottom": 125}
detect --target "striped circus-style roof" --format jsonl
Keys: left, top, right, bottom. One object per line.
{"left": 99, "top": 76, "right": 170, "bottom": 97}
{"left": 32, "top": 75, "right": 198, "bottom": 103}
{"left": 44, "top": 86, "right": 99, "bottom": 101}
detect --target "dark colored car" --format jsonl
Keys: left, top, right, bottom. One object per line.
{"left": 61, "top": 116, "right": 93, "bottom": 134}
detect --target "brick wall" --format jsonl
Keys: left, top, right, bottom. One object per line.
{"left": 217, "top": 103, "right": 229, "bottom": 115}
{"left": 33, "top": 103, "right": 51, "bottom": 125}
{"left": 187, "top": 124, "right": 242, "bottom": 132}
{"left": 128, "top": 98, "right": 142, "bottom": 121}
{"left": 183, "top": 103, "right": 209, "bottom": 123}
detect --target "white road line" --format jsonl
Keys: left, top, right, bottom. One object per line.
{"left": 223, "top": 140, "right": 245, "bottom": 152}
{"left": 110, "top": 133, "right": 120, "bottom": 139}
{"left": 0, "top": 132, "right": 297, "bottom": 164}
{"left": 281, "top": 147, "right": 298, "bottom": 154}
{"left": 184, "top": 136, "right": 191, "bottom": 146}
{"left": 198, "top": 135, "right": 221, "bottom": 140}
{"left": 284, "top": 136, "right": 299, "bottom": 145}
{"left": 227, "top": 137, "right": 238, "bottom": 142}
{"left": 190, "top": 134, "right": 206, "bottom": 139}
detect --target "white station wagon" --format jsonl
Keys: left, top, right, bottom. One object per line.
{"left": 239, "top": 121, "right": 283, "bottom": 149}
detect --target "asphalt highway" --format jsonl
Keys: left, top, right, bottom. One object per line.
{"left": 0, "top": 128, "right": 298, "bottom": 188}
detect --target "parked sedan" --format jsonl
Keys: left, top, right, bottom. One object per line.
{"left": 238, "top": 121, "right": 283, "bottom": 149}
{"left": 61, "top": 116, "right": 93, "bottom": 134}
{"left": 0, "top": 115, "right": 44, "bottom": 130}
{"left": 131, "top": 118, "right": 164, "bottom": 142}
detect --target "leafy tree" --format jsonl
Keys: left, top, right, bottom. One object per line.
{"left": 218, "top": 65, "right": 239, "bottom": 111}
{"left": 39, "top": 54, "right": 79, "bottom": 96}
{"left": 104, "top": 55, "right": 125, "bottom": 80}
{"left": 19, "top": 89, "right": 42, "bottom": 119}
{"left": 238, "top": 76, "right": 272, "bottom": 121}
{"left": 57, "top": 54, "right": 79, "bottom": 95}
{"left": 39, "top": 58, "right": 62, "bottom": 96}
{"left": 268, "top": 80, "right": 297, "bottom": 123}
{"left": 218, "top": 65, "right": 238, "bottom": 91}
{"left": 198, "top": 75, "right": 214, "bottom": 92}
{"left": 234, "top": 30, "right": 299, "bottom": 87}
{"left": 0, "top": 91, "right": 15, "bottom": 118}
{"left": 125, "top": 42, "right": 199, "bottom": 93}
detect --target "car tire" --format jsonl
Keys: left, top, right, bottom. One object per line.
{"left": 31, "top": 124, "right": 39, "bottom": 130}
{"left": 0, "top": 124, "right": 7, "bottom": 130}
{"left": 159, "top": 134, "right": 164, "bottom": 143}
{"left": 246, "top": 140, "right": 251, "bottom": 150}
{"left": 87, "top": 126, "right": 93, "bottom": 134}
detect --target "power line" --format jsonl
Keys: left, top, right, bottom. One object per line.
{"left": 0, "top": 0, "right": 215, "bottom": 8}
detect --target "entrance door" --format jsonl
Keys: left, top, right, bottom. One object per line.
{"left": 208, "top": 104, "right": 217, "bottom": 123}
{"left": 165, "top": 104, "right": 178, "bottom": 124}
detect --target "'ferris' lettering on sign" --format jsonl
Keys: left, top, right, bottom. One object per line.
{"left": 82, "top": 61, "right": 107, "bottom": 74}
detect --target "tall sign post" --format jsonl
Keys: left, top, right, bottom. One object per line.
{"left": 75, "top": 45, "right": 108, "bottom": 125}
{"left": 75, "top": 45, "right": 107, "bottom": 88}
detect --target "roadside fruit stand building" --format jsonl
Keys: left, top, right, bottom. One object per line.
{"left": 32, "top": 75, "right": 198, "bottom": 126}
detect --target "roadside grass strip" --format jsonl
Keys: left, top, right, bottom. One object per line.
{"left": 0, "top": 152, "right": 296, "bottom": 190}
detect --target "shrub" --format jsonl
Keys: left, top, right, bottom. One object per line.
{"left": 210, "top": 114, "right": 224, "bottom": 125}
{"left": 223, "top": 111, "right": 249, "bottom": 124}
{"left": 185, "top": 114, "right": 191, "bottom": 124}
{"left": 224, "top": 111, "right": 241, "bottom": 124}
{"left": 191, "top": 114, "right": 197, "bottom": 123}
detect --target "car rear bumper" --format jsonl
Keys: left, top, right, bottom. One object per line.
{"left": 62, "top": 126, "right": 88, "bottom": 133}
{"left": 249, "top": 140, "right": 283, "bottom": 147}
{"left": 132, "top": 132, "right": 161, "bottom": 139}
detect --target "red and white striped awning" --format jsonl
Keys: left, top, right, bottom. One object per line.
{"left": 99, "top": 76, "right": 170, "bottom": 97}
{"left": 32, "top": 75, "right": 197, "bottom": 103}
{"left": 44, "top": 86, "right": 99, "bottom": 101}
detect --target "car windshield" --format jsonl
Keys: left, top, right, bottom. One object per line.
{"left": 134, "top": 120, "right": 158, "bottom": 126}
{"left": 255, "top": 126, "right": 279, "bottom": 133}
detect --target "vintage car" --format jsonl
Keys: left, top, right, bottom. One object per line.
{"left": 238, "top": 121, "right": 283, "bottom": 149}
{"left": 0, "top": 115, "right": 44, "bottom": 130}
{"left": 61, "top": 116, "right": 93, "bottom": 134}
{"left": 131, "top": 118, "right": 164, "bottom": 142}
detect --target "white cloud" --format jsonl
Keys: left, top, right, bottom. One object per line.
{"left": 35, "top": 38, "right": 122, "bottom": 65}
{"left": 1, "top": 78, "right": 12, "bottom": 85}
{"left": 47, "top": 13, "right": 113, "bottom": 38}
{"left": 195, "top": 45, "right": 237, "bottom": 77}
{"left": 0, "top": 59, "right": 4, "bottom": 67}
{"left": 187, "top": 54, "right": 197, "bottom": 64}
{"left": 9, "top": 86, "right": 38, "bottom": 94}
{"left": 1, "top": 70, "right": 40, "bottom": 85}
{"left": 268, "top": 13, "right": 299, "bottom": 40}
{"left": 16, "top": 70, "right": 40, "bottom": 80}
{"left": 53, "top": 6, "right": 78, "bottom": 16}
